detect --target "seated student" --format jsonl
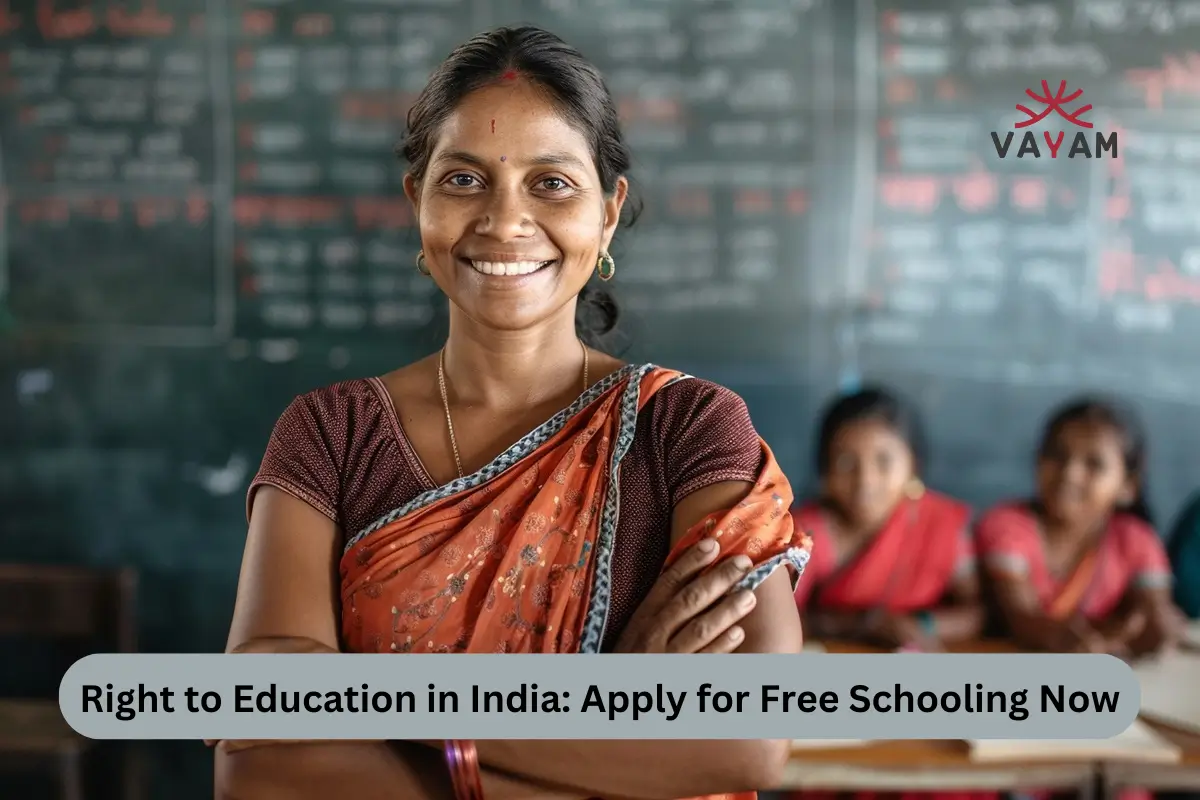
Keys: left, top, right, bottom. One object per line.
{"left": 977, "top": 396, "right": 1182, "bottom": 658}
{"left": 788, "top": 388, "right": 994, "bottom": 800}
{"left": 793, "top": 387, "right": 984, "bottom": 651}
{"left": 1168, "top": 491, "right": 1200, "bottom": 619}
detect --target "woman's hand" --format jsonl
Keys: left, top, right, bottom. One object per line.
{"left": 613, "top": 539, "right": 758, "bottom": 654}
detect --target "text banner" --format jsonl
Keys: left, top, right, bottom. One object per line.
{"left": 60, "top": 653, "right": 1139, "bottom": 740}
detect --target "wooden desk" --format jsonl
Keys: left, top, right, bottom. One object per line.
{"left": 1105, "top": 646, "right": 1200, "bottom": 795}
{"left": 783, "top": 739, "right": 1096, "bottom": 793}
{"left": 781, "top": 640, "right": 1095, "bottom": 793}
{"left": 784, "top": 640, "right": 1200, "bottom": 793}
{"left": 1102, "top": 722, "right": 1200, "bottom": 796}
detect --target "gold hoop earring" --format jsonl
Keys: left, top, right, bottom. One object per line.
{"left": 904, "top": 477, "right": 926, "bottom": 500}
{"left": 415, "top": 250, "right": 430, "bottom": 275}
{"left": 596, "top": 251, "right": 615, "bottom": 281}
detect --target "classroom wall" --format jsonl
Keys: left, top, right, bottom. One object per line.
{"left": 3, "top": 0, "right": 1200, "bottom": 797}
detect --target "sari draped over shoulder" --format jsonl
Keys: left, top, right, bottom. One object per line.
{"left": 792, "top": 492, "right": 972, "bottom": 613}
{"left": 339, "top": 364, "right": 812, "bottom": 800}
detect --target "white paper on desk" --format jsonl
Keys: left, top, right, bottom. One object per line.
{"left": 1133, "top": 650, "right": 1200, "bottom": 735}
{"left": 968, "top": 719, "right": 1181, "bottom": 763}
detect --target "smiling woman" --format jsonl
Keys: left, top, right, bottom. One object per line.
{"left": 401, "top": 53, "right": 631, "bottom": 346}
{"left": 213, "top": 25, "right": 812, "bottom": 800}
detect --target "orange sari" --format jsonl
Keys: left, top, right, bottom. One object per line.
{"left": 341, "top": 364, "right": 813, "bottom": 800}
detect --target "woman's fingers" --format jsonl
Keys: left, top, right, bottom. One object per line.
{"left": 657, "top": 556, "right": 758, "bottom": 638}
{"left": 658, "top": 555, "right": 754, "bottom": 625}
{"left": 668, "top": 588, "right": 757, "bottom": 653}
{"left": 639, "top": 539, "right": 722, "bottom": 613}
{"left": 615, "top": 546, "right": 760, "bottom": 654}
{"left": 696, "top": 625, "right": 746, "bottom": 654}
{"left": 638, "top": 542, "right": 720, "bottom": 623}
{"left": 612, "top": 541, "right": 725, "bottom": 653}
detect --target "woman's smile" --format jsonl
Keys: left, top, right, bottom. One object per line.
{"left": 458, "top": 254, "right": 559, "bottom": 277}
{"left": 466, "top": 259, "right": 557, "bottom": 276}
{"left": 455, "top": 255, "right": 561, "bottom": 293}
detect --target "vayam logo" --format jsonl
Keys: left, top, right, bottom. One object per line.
{"left": 991, "top": 80, "right": 1118, "bottom": 159}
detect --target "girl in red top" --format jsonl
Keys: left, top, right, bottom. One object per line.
{"left": 976, "top": 397, "right": 1181, "bottom": 657}
{"left": 789, "top": 387, "right": 991, "bottom": 800}
{"left": 793, "top": 387, "right": 984, "bottom": 652}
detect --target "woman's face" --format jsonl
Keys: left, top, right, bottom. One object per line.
{"left": 404, "top": 81, "right": 627, "bottom": 334}
{"left": 821, "top": 418, "right": 915, "bottom": 532}
{"left": 1036, "top": 419, "right": 1135, "bottom": 529}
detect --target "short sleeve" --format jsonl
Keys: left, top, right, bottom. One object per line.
{"left": 247, "top": 393, "right": 342, "bottom": 524}
{"left": 974, "top": 504, "right": 1041, "bottom": 576}
{"left": 660, "top": 428, "right": 807, "bottom": 595}
{"left": 1120, "top": 516, "right": 1173, "bottom": 589}
{"left": 651, "top": 379, "right": 762, "bottom": 507}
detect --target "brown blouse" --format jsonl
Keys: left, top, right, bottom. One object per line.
{"left": 248, "top": 374, "right": 764, "bottom": 650}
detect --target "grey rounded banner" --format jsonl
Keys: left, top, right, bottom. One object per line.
{"left": 59, "top": 653, "right": 1139, "bottom": 740}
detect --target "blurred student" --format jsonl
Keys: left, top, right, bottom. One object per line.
{"left": 788, "top": 389, "right": 993, "bottom": 800}
{"left": 976, "top": 397, "right": 1181, "bottom": 658}
{"left": 1168, "top": 491, "right": 1200, "bottom": 619}
{"left": 793, "top": 387, "right": 984, "bottom": 652}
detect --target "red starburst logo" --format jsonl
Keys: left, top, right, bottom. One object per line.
{"left": 1015, "top": 80, "right": 1093, "bottom": 129}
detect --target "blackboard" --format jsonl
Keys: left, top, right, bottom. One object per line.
{"left": 839, "top": 0, "right": 1200, "bottom": 528}
{"left": 850, "top": 0, "right": 1200, "bottom": 388}
{"left": 3, "top": 2, "right": 1200, "bottom": 794}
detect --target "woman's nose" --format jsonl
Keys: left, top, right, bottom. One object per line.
{"left": 475, "top": 188, "right": 532, "bottom": 240}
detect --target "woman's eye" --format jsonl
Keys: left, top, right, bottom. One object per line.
{"left": 449, "top": 174, "right": 477, "bottom": 187}
{"left": 540, "top": 177, "right": 568, "bottom": 191}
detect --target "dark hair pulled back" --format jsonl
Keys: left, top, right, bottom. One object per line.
{"left": 814, "top": 386, "right": 927, "bottom": 476}
{"left": 1036, "top": 396, "right": 1154, "bottom": 525}
{"left": 398, "top": 25, "right": 641, "bottom": 349}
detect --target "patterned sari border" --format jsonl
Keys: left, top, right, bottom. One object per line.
{"left": 741, "top": 547, "right": 813, "bottom": 594}
{"left": 576, "top": 369, "right": 692, "bottom": 653}
{"left": 343, "top": 363, "right": 657, "bottom": 556}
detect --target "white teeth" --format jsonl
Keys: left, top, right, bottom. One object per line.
{"left": 469, "top": 260, "right": 549, "bottom": 276}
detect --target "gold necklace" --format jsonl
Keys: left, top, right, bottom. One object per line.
{"left": 437, "top": 341, "right": 589, "bottom": 480}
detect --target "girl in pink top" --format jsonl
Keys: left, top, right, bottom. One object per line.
{"left": 976, "top": 397, "right": 1181, "bottom": 658}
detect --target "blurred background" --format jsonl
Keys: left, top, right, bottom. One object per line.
{"left": 2, "top": 0, "right": 1199, "bottom": 797}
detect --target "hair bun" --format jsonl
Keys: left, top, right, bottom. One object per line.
{"left": 576, "top": 282, "right": 619, "bottom": 346}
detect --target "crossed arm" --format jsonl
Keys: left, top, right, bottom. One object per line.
{"left": 215, "top": 482, "right": 802, "bottom": 800}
